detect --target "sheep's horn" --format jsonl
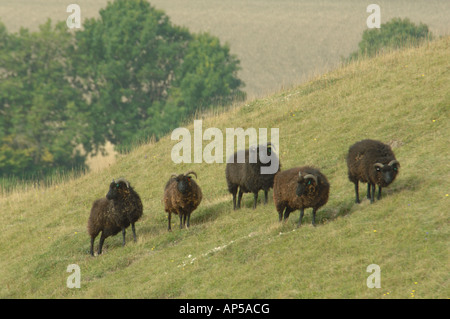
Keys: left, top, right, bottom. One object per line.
{"left": 303, "top": 174, "right": 318, "bottom": 185}
{"left": 170, "top": 173, "right": 178, "bottom": 179}
{"left": 374, "top": 163, "right": 384, "bottom": 169}
{"left": 184, "top": 171, "right": 197, "bottom": 179}
{"left": 388, "top": 160, "right": 400, "bottom": 167}
{"left": 115, "top": 178, "right": 130, "bottom": 188}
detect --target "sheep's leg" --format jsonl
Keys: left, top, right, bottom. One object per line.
{"left": 131, "top": 223, "right": 137, "bottom": 242}
{"left": 231, "top": 186, "right": 238, "bottom": 210}
{"left": 187, "top": 212, "right": 191, "bottom": 229}
{"left": 354, "top": 181, "right": 360, "bottom": 203}
{"left": 168, "top": 212, "right": 172, "bottom": 231}
{"left": 264, "top": 190, "right": 268, "bottom": 205}
{"left": 179, "top": 214, "right": 184, "bottom": 229}
{"left": 253, "top": 192, "right": 258, "bottom": 209}
{"left": 283, "top": 207, "right": 292, "bottom": 221}
{"left": 237, "top": 189, "right": 244, "bottom": 209}
{"left": 367, "top": 183, "right": 371, "bottom": 199}
{"left": 122, "top": 228, "right": 126, "bottom": 246}
{"left": 370, "top": 184, "right": 376, "bottom": 203}
{"left": 377, "top": 187, "right": 382, "bottom": 200}
{"left": 278, "top": 206, "right": 284, "bottom": 222}
{"left": 297, "top": 208, "right": 305, "bottom": 227}
{"left": 90, "top": 237, "right": 95, "bottom": 256}
{"left": 98, "top": 233, "right": 106, "bottom": 255}
{"left": 311, "top": 208, "right": 317, "bottom": 227}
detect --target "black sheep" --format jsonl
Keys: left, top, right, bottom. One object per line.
{"left": 273, "top": 166, "right": 330, "bottom": 227}
{"left": 164, "top": 171, "right": 202, "bottom": 231}
{"left": 346, "top": 139, "right": 400, "bottom": 203}
{"left": 87, "top": 178, "right": 143, "bottom": 256}
{"left": 225, "top": 143, "right": 280, "bottom": 209}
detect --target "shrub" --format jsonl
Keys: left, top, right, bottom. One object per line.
{"left": 347, "top": 17, "right": 432, "bottom": 61}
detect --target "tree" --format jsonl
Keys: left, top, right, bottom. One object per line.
{"left": 75, "top": 0, "right": 245, "bottom": 146}
{"left": 347, "top": 17, "right": 432, "bottom": 61}
{"left": 0, "top": 20, "right": 95, "bottom": 177}
{"left": 0, "top": 0, "right": 245, "bottom": 178}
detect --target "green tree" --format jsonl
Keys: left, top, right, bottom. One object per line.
{"left": 75, "top": 0, "right": 245, "bottom": 146}
{"left": 348, "top": 17, "right": 432, "bottom": 61}
{"left": 170, "top": 32, "right": 245, "bottom": 113}
{"left": 0, "top": 20, "right": 95, "bottom": 177}
{"left": 0, "top": 0, "right": 245, "bottom": 177}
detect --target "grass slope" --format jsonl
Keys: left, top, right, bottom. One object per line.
{"left": 0, "top": 37, "right": 449, "bottom": 298}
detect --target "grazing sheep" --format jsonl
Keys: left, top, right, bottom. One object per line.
{"left": 273, "top": 166, "right": 330, "bottom": 227}
{"left": 164, "top": 171, "right": 202, "bottom": 231}
{"left": 346, "top": 139, "right": 400, "bottom": 204}
{"left": 87, "top": 178, "right": 143, "bottom": 256}
{"left": 225, "top": 143, "right": 280, "bottom": 210}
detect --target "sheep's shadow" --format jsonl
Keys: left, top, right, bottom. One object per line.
{"left": 346, "top": 174, "right": 419, "bottom": 206}
{"left": 274, "top": 200, "right": 353, "bottom": 228}
{"left": 309, "top": 175, "right": 418, "bottom": 226}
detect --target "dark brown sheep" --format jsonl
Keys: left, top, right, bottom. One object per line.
{"left": 163, "top": 171, "right": 202, "bottom": 231}
{"left": 273, "top": 166, "right": 330, "bottom": 227}
{"left": 87, "top": 178, "right": 143, "bottom": 256}
{"left": 225, "top": 143, "right": 280, "bottom": 210}
{"left": 346, "top": 139, "right": 400, "bottom": 203}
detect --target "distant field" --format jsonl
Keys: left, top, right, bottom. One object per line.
{"left": 1, "top": 0, "right": 449, "bottom": 98}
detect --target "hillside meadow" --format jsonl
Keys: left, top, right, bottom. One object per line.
{"left": 0, "top": 36, "right": 448, "bottom": 298}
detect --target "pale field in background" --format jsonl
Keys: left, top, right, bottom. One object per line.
{"left": 1, "top": 0, "right": 449, "bottom": 97}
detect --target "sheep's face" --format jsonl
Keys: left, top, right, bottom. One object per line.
{"left": 296, "top": 175, "right": 317, "bottom": 197}
{"left": 106, "top": 180, "right": 129, "bottom": 200}
{"left": 176, "top": 175, "right": 193, "bottom": 195}
{"left": 373, "top": 161, "right": 400, "bottom": 187}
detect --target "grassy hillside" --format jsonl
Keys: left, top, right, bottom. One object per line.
{"left": 0, "top": 37, "right": 448, "bottom": 298}
{"left": 1, "top": 0, "right": 449, "bottom": 97}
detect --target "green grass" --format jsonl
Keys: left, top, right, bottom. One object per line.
{"left": 0, "top": 37, "right": 449, "bottom": 298}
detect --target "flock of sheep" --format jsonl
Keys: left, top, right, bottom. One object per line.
{"left": 87, "top": 139, "right": 400, "bottom": 256}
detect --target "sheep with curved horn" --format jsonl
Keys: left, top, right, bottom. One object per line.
{"left": 273, "top": 166, "right": 330, "bottom": 227}
{"left": 163, "top": 171, "right": 202, "bottom": 231}
{"left": 347, "top": 139, "right": 400, "bottom": 203}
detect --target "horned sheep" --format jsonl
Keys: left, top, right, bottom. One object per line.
{"left": 273, "top": 166, "right": 330, "bottom": 227}
{"left": 163, "top": 171, "right": 202, "bottom": 231}
{"left": 346, "top": 139, "right": 400, "bottom": 203}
